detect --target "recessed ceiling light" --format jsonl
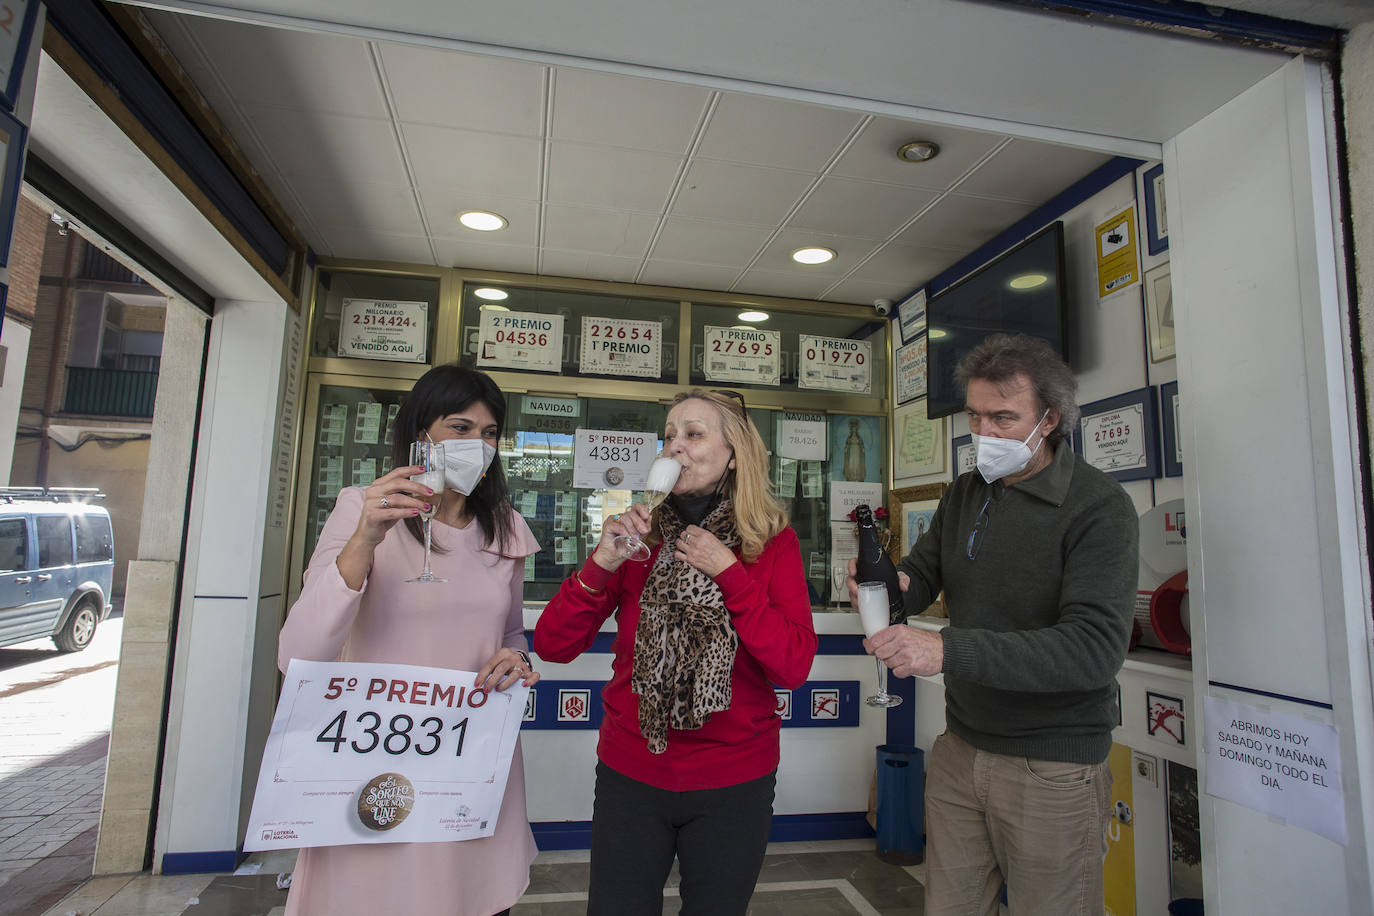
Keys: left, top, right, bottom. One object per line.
{"left": 473, "top": 287, "right": 509, "bottom": 301}
{"left": 791, "top": 247, "right": 835, "bottom": 265}
{"left": 738, "top": 310, "right": 770, "bottom": 322}
{"left": 928, "top": 328, "right": 949, "bottom": 340}
{"left": 458, "top": 211, "right": 507, "bottom": 231}
{"left": 479, "top": 303, "right": 510, "bottom": 312}
{"left": 1009, "top": 273, "right": 1048, "bottom": 290}
{"left": 897, "top": 141, "right": 940, "bottom": 163}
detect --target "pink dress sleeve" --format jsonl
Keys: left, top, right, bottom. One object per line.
{"left": 278, "top": 487, "right": 371, "bottom": 672}
{"left": 482, "top": 511, "right": 540, "bottom": 653}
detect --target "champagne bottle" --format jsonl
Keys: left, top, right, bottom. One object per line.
{"left": 853, "top": 504, "right": 903, "bottom": 624}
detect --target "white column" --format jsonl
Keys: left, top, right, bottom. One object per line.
{"left": 154, "top": 297, "right": 287, "bottom": 869}
{"left": 1166, "top": 57, "right": 1374, "bottom": 913}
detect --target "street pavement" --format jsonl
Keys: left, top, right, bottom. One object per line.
{"left": 0, "top": 603, "right": 122, "bottom": 913}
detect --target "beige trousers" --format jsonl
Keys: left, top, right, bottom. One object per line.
{"left": 923, "top": 730, "right": 1112, "bottom": 916}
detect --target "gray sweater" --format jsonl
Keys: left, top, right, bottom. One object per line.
{"left": 897, "top": 441, "right": 1139, "bottom": 764}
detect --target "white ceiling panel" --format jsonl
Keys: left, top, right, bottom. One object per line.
{"left": 695, "top": 94, "right": 863, "bottom": 171}
{"left": 243, "top": 106, "right": 402, "bottom": 182}
{"left": 831, "top": 118, "right": 1007, "bottom": 189}
{"left": 671, "top": 159, "right": 814, "bottom": 226}
{"left": 954, "top": 139, "right": 1114, "bottom": 202}
{"left": 897, "top": 194, "right": 1038, "bottom": 252}
{"left": 550, "top": 69, "right": 710, "bottom": 154}
{"left": 380, "top": 44, "right": 546, "bottom": 134}
{"left": 846, "top": 241, "right": 967, "bottom": 284}
{"left": 423, "top": 195, "right": 541, "bottom": 246}
{"left": 789, "top": 177, "right": 940, "bottom": 240}
{"left": 649, "top": 218, "right": 773, "bottom": 268}
{"left": 545, "top": 142, "right": 683, "bottom": 212}
{"left": 539, "top": 251, "right": 644, "bottom": 284}
{"left": 541, "top": 205, "right": 659, "bottom": 256}
{"left": 403, "top": 123, "right": 543, "bottom": 198}
{"left": 156, "top": 15, "right": 387, "bottom": 118}
{"left": 638, "top": 260, "right": 747, "bottom": 291}
{"left": 822, "top": 276, "right": 918, "bottom": 305}
{"left": 290, "top": 177, "right": 421, "bottom": 234}
{"left": 321, "top": 228, "right": 434, "bottom": 263}
{"left": 733, "top": 268, "right": 837, "bottom": 300}
{"left": 434, "top": 237, "right": 539, "bottom": 273}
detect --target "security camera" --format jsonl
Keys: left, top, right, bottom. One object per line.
{"left": 873, "top": 298, "right": 893, "bottom": 317}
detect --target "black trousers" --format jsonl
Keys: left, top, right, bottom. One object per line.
{"left": 586, "top": 761, "right": 776, "bottom": 916}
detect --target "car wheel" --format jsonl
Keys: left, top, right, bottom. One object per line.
{"left": 55, "top": 599, "right": 98, "bottom": 652}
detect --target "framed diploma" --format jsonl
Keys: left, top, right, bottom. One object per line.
{"left": 0, "top": 104, "right": 25, "bottom": 269}
{"left": 0, "top": 1, "right": 37, "bottom": 113}
{"left": 1143, "top": 163, "right": 1168, "bottom": 255}
{"left": 1144, "top": 263, "right": 1175, "bottom": 363}
{"left": 1074, "top": 387, "right": 1160, "bottom": 482}
{"left": 1160, "top": 380, "right": 1182, "bottom": 477}
{"left": 892, "top": 399, "right": 945, "bottom": 480}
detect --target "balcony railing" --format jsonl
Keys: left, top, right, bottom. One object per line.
{"left": 62, "top": 366, "right": 158, "bottom": 418}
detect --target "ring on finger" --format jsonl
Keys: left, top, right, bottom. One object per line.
{"left": 380, "top": 495, "right": 390, "bottom": 508}
{"left": 684, "top": 532, "right": 693, "bottom": 544}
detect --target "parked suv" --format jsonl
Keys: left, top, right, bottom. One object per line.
{"left": 0, "top": 488, "right": 114, "bottom": 652}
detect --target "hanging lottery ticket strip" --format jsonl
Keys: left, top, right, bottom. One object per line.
{"left": 245, "top": 659, "right": 527, "bottom": 850}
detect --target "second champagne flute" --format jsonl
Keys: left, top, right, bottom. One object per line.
{"left": 613, "top": 453, "right": 681, "bottom": 562}
{"left": 406, "top": 440, "right": 446, "bottom": 583}
{"left": 857, "top": 581, "right": 902, "bottom": 708}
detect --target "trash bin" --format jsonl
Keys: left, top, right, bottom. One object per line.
{"left": 875, "top": 744, "right": 924, "bottom": 856}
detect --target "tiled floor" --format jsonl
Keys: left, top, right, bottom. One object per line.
{"left": 37, "top": 839, "right": 930, "bottom": 915}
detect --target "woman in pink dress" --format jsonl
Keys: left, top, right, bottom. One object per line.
{"left": 278, "top": 365, "right": 539, "bottom": 916}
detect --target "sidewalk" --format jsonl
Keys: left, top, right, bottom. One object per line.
{"left": 0, "top": 609, "right": 122, "bottom": 915}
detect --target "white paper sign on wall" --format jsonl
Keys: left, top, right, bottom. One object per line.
{"left": 478, "top": 310, "right": 564, "bottom": 374}
{"left": 579, "top": 317, "right": 662, "bottom": 378}
{"left": 778, "top": 411, "right": 827, "bottom": 460}
{"left": 799, "top": 334, "right": 872, "bottom": 394}
{"left": 338, "top": 299, "right": 429, "bottom": 363}
{"left": 573, "top": 429, "right": 657, "bottom": 489}
{"left": 703, "top": 326, "right": 780, "bottom": 386}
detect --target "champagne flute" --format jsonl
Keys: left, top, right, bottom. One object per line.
{"left": 406, "top": 440, "right": 447, "bottom": 583}
{"left": 857, "top": 581, "right": 902, "bottom": 708}
{"left": 831, "top": 565, "right": 849, "bottom": 610}
{"left": 613, "top": 453, "right": 681, "bottom": 562}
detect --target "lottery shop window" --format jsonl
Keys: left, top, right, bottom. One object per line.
{"left": 458, "top": 285, "right": 679, "bottom": 382}
{"left": 310, "top": 269, "right": 441, "bottom": 361}
{"left": 507, "top": 396, "right": 668, "bottom": 602}
{"left": 688, "top": 304, "right": 889, "bottom": 396}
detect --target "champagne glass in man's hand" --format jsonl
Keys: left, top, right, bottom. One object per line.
{"left": 856, "top": 581, "right": 902, "bottom": 708}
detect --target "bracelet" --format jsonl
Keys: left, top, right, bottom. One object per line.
{"left": 574, "top": 571, "right": 604, "bottom": 594}
{"left": 514, "top": 649, "right": 532, "bottom": 669}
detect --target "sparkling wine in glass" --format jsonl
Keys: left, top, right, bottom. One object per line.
{"left": 614, "top": 454, "right": 681, "bottom": 562}
{"left": 406, "top": 440, "right": 446, "bottom": 583}
{"left": 857, "top": 581, "right": 902, "bottom": 708}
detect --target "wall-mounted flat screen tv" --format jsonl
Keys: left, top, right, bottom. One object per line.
{"left": 926, "top": 221, "right": 1068, "bottom": 419}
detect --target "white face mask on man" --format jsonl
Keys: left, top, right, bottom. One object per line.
{"left": 442, "top": 439, "right": 497, "bottom": 494}
{"left": 973, "top": 410, "right": 1051, "bottom": 483}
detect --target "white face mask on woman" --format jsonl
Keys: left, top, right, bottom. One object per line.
{"left": 973, "top": 410, "right": 1050, "bottom": 483}
{"left": 443, "top": 439, "right": 497, "bottom": 494}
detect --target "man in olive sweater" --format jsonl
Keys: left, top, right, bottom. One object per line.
{"left": 869, "top": 334, "right": 1138, "bottom": 916}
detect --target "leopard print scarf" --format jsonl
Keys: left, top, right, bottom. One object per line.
{"left": 631, "top": 497, "right": 740, "bottom": 755}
